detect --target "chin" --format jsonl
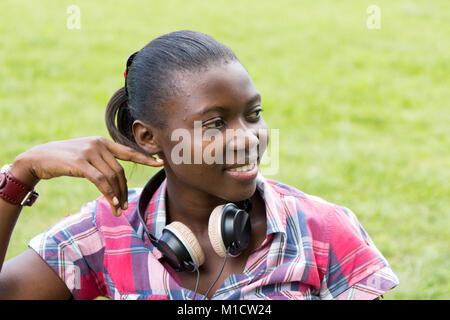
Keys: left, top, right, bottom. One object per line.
{"left": 221, "top": 180, "right": 257, "bottom": 202}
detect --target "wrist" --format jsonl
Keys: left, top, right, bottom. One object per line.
{"left": 10, "top": 157, "right": 40, "bottom": 189}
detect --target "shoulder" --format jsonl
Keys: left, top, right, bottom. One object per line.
{"left": 30, "top": 187, "right": 144, "bottom": 248}
{"left": 92, "top": 188, "right": 147, "bottom": 239}
{"left": 91, "top": 187, "right": 143, "bottom": 225}
{"left": 93, "top": 188, "right": 143, "bottom": 217}
{"left": 263, "top": 177, "right": 347, "bottom": 237}
{"left": 264, "top": 177, "right": 342, "bottom": 211}
{"left": 261, "top": 177, "right": 375, "bottom": 258}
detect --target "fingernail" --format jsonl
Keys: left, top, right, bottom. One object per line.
{"left": 116, "top": 208, "right": 122, "bottom": 216}
{"left": 122, "top": 201, "right": 128, "bottom": 210}
{"left": 156, "top": 158, "right": 164, "bottom": 163}
{"left": 112, "top": 196, "right": 119, "bottom": 206}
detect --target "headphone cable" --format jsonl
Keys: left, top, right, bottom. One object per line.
{"left": 192, "top": 264, "right": 200, "bottom": 300}
{"left": 202, "top": 247, "right": 230, "bottom": 300}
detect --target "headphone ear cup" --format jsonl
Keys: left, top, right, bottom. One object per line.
{"left": 164, "top": 221, "right": 205, "bottom": 268}
{"left": 208, "top": 205, "right": 227, "bottom": 258}
{"left": 208, "top": 203, "right": 252, "bottom": 258}
{"left": 230, "top": 209, "right": 251, "bottom": 256}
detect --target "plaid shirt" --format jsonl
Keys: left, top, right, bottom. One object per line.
{"left": 29, "top": 172, "right": 399, "bottom": 300}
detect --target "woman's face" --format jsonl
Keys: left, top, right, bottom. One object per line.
{"left": 157, "top": 60, "right": 268, "bottom": 202}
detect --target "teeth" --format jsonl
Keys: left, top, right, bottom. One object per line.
{"left": 227, "top": 162, "right": 255, "bottom": 172}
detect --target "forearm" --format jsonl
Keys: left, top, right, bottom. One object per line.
{"left": 0, "top": 157, "right": 40, "bottom": 272}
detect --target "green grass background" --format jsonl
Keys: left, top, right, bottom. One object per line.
{"left": 1, "top": 0, "right": 449, "bottom": 299}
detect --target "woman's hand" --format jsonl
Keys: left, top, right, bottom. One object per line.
{"left": 13, "top": 136, "right": 164, "bottom": 216}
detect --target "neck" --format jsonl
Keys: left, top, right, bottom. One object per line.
{"left": 164, "top": 173, "right": 229, "bottom": 234}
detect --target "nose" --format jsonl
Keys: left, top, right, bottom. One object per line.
{"left": 226, "top": 126, "right": 259, "bottom": 164}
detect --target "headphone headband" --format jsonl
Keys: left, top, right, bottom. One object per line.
{"left": 137, "top": 169, "right": 166, "bottom": 244}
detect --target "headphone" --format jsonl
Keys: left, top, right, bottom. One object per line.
{"left": 137, "top": 169, "right": 252, "bottom": 273}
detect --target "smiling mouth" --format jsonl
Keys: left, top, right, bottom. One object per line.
{"left": 225, "top": 161, "right": 257, "bottom": 172}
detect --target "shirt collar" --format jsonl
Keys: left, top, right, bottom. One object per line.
{"left": 254, "top": 171, "right": 287, "bottom": 236}
{"left": 144, "top": 171, "right": 287, "bottom": 240}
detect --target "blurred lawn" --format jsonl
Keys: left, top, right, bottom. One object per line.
{"left": 0, "top": 0, "right": 449, "bottom": 299}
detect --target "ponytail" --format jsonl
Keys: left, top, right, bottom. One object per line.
{"left": 105, "top": 87, "right": 144, "bottom": 153}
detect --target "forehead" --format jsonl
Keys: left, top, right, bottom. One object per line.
{"left": 170, "top": 61, "right": 259, "bottom": 117}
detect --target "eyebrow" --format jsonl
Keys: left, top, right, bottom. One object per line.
{"left": 198, "top": 93, "right": 261, "bottom": 116}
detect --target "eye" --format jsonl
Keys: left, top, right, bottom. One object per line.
{"left": 203, "top": 118, "right": 226, "bottom": 129}
{"left": 247, "top": 108, "right": 263, "bottom": 120}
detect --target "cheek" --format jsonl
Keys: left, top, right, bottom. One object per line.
{"left": 162, "top": 129, "right": 222, "bottom": 179}
{"left": 257, "top": 127, "right": 269, "bottom": 160}
{"left": 202, "top": 131, "right": 226, "bottom": 165}
{"left": 165, "top": 143, "right": 225, "bottom": 199}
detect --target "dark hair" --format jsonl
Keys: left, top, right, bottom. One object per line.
{"left": 105, "top": 30, "right": 238, "bottom": 153}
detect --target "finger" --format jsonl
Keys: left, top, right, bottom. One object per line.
{"left": 83, "top": 159, "right": 122, "bottom": 217}
{"left": 88, "top": 156, "right": 123, "bottom": 212}
{"left": 102, "top": 138, "right": 164, "bottom": 167}
{"left": 100, "top": 149, "right": 128, "bottom": 210}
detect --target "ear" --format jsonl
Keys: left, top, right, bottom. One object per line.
{"left": 132, "top": 120, "right": 163, "bottom": 157}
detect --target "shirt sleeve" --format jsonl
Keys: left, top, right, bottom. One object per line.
{"left": 28, "top": 199, "right": 108, "bottom": 299}
{"left": 319, "top": 206, "right": 399, "bottom": 300}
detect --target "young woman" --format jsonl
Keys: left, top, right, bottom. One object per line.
{"left": 0, "top": 30, "right": 398, "bottom": 300}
